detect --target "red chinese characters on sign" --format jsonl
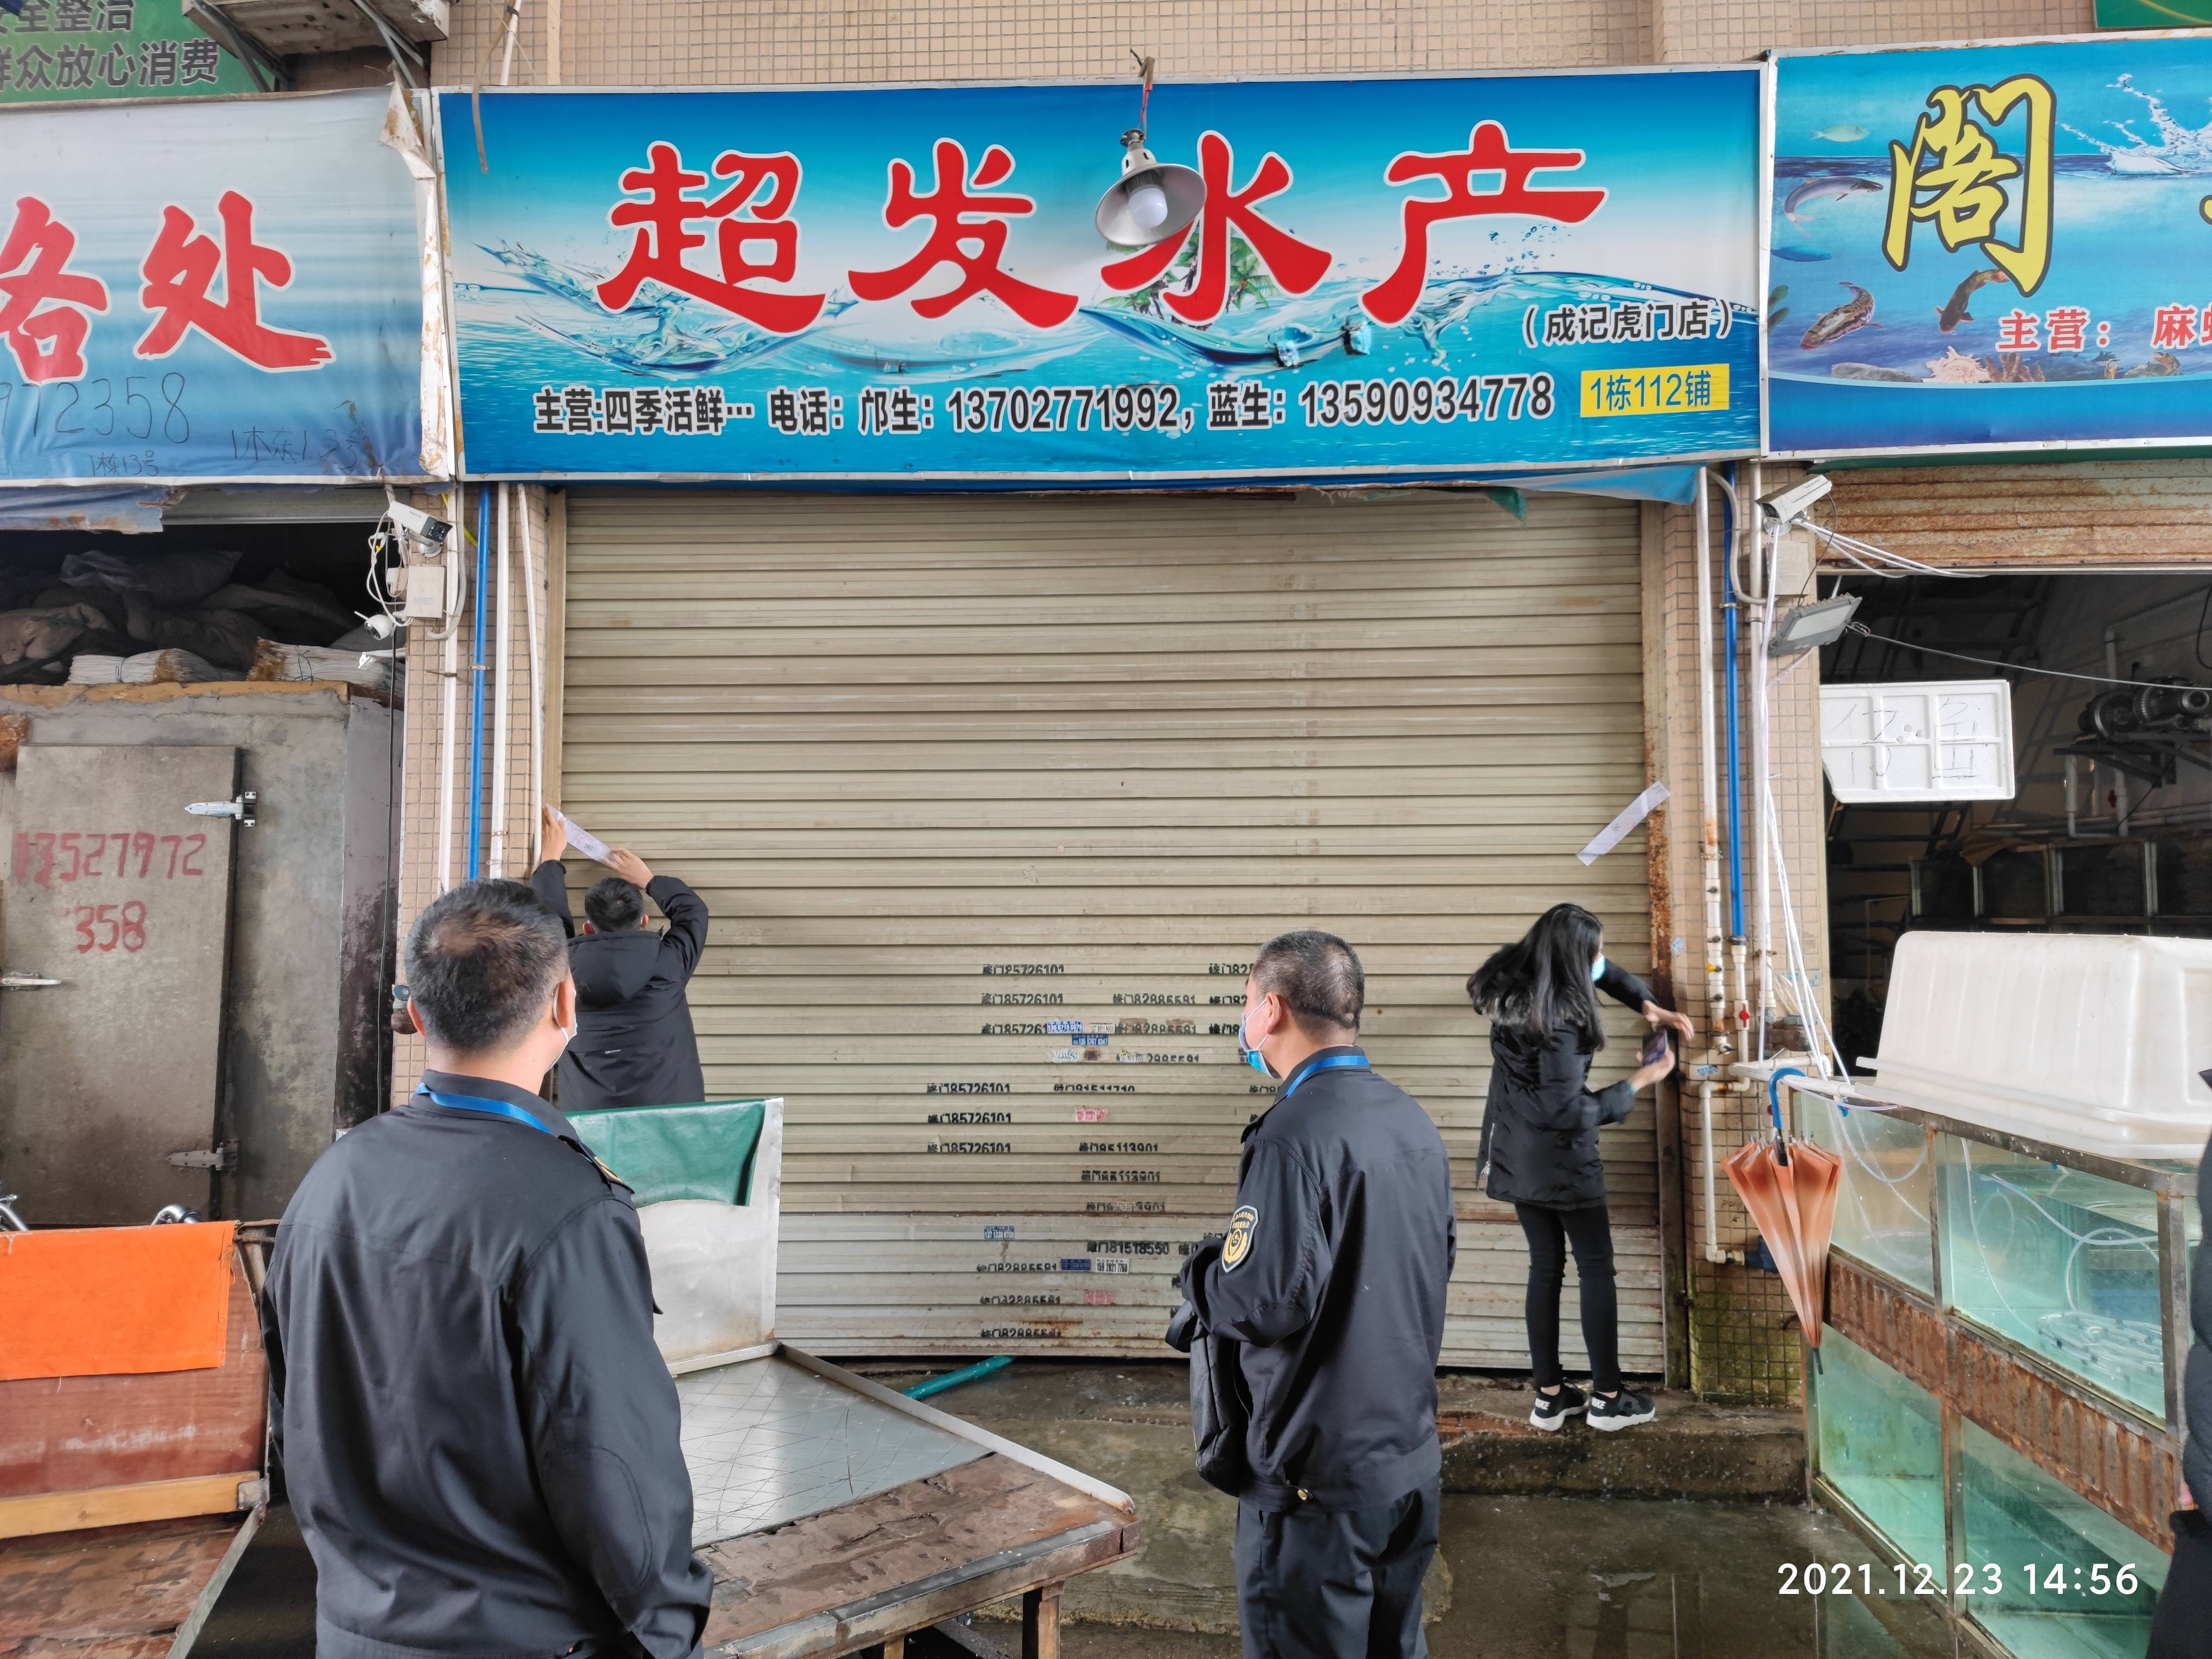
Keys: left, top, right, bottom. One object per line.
{"left": 2152, "top": 304, "right": 2198, "bottom": 352}
{"left": 1361, "top": 121, "right": 1607, "bottom": 326}
{"left": 1996, "top": 308, "right": 2041, "bottom": 352}
{"left": 848, "top": 139, "right": 1077, "bottom": 328}
{"left": 1098, "top": 132, "right": 1332, "bottom": 327}
{"left": 0, "top": 196, "right": 110, "bottom": 383}
{"left": 597, "top": 142, "right": 827, "bottom": 334}
{"left": 137, "top": 191, "right": 332, "bottom": 371}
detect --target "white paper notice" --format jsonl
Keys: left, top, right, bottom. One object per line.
{"left": 553, "top": 808, "right": 613, "bottom": 864}
{"left": 1578, "top": 782, "right": 1670, "bottom": 866}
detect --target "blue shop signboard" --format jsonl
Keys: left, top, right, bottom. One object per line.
{"left": 1770, "top": 35, "right": 2212, "bottom": 458}
{"left": 0, "top": 87, "right": 427, "bottom": 484}
{"left": 438, "top": 72, "right": 1764, "bottom": 484}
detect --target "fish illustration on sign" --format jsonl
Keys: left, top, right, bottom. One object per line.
{"left": 1773, "top": 244, "right": 1833, "bottom": 263}
{"left": 1935, "top": 268, "right": 2011, "bottom": 333}
{"left": 1811, "top": 124, "right": 1869, "bottom": 143}
{"left": 1801, "top": 282, "right": 1879, "bottom": 349}
{"left": 1783, "top": 176, "right": 1880, "bottom": 226}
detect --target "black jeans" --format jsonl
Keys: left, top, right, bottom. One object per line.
{"left": 2151, "top": 1508, "right": 2212, "bottom": 1659}
{"left": 1235, "top": 1481, "right": 1439, "bottom": 1659}
{"left": 1514, "top": 1200, "right": 1621, "bottom": 1395}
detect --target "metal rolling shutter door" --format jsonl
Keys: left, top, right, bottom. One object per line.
{"left": 560, "top": 488, "right": 1662, "bottom": 1368}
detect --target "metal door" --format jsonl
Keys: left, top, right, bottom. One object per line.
{"left": 560, "top": 490, "right": 1658, "bottom": 1365}
{"left": 0, "top": 745, "right": 240, "bottom": 1226}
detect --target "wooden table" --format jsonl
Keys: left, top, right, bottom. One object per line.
{"left": 0, "top": 1507, "right": 262, "bottom": 1658}
{"left": 680, "top": 1349, "right": 1141, "bottom": 1659}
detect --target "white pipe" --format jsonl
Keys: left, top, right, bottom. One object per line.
{"left": 1694, "top": 472, "right": 1727, "bottom": 1053}
{"left": 1696, "top": 471, "right": 1739, "bottom": 1266}
{"left": 437, "top": 487, "right": 462, "bottom": 895}
{"left": 491, "top": 485, "right": 512, "bottom": 876}
{"left": 518, "top": 486, "right": 545, "bottom": 861}
{"left": 1747, "top": 462, "right": 1774, "bottom": 1062}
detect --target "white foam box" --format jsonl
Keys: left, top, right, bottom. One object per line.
{"left": 1869, "top": 931, "right": 2212, "bottom": 1160}
{"left": 1819, "top": 679, "right": 2014, "bottom": 803}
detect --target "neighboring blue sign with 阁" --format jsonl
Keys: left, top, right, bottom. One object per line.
{"left": 1770, "top": 37, "right": 2212, "bottom": 457}
{"left": 0, "top": 87, "right": 426, "bottom": 484}
{"left": 439, "top": 73, "right": 1763, "bottom": 484}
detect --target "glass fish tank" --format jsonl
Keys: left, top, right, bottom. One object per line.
{"left": 1936, "top": 1138, "right": 2187, "bottom": 1417}
{"left": 1813, "top": 1327, "right": 1946, "bottom": 1575}
{"left": 1956, "top": 1420, "right": 2166, "bottom": 1659}
{"left": 1797, "top": 1093, "right": 1935, "bottom": 1295}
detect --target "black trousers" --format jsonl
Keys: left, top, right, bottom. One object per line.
{"left": 1235, "top": 1481, "right": 1439, "bottom": 1659}
{"left": 1514, "top": 1200, "right": 1622, "bottom": 1395}
{"left": 2151, "top": 1509, "right": 2212, "bottom": 1659}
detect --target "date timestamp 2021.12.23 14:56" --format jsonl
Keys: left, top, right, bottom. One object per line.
{"left": 1778, "top": 1561, "right": 2146, "bottom": 1598}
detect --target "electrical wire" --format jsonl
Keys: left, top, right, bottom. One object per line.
{"left": 1842, "top": 622, "right": 2198, "bottom": 689}
{"left": 1804, "top": 520, "right": 1984, "bottom": 580}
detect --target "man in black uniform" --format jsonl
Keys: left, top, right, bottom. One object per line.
{"left": 1187, "top": 928, "right": 1456, "bottom": 1659}
{"left": 532, "top": 804, "right": 710, "bottom": 1108}
{"left": 260, "top": 879, "right": 711, "bottom": 1659}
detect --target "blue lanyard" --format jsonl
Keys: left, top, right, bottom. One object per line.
{"left": 414, "top": 1087, "right": 554, "bottom": 1136}
{"left": 1278, "top": 1054, "right": 1369, "bottom": 1102}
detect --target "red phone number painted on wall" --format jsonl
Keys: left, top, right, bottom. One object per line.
{"left": 13, "top": 829, "right": 208, "bottom": 886}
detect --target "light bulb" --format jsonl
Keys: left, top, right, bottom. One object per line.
{"left": 1127, "top": 179, "right": 1170, "bottom": 230}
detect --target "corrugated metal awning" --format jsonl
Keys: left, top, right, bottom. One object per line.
{"left": 1832, "top": 460, "right": 2212, "bottom": 570}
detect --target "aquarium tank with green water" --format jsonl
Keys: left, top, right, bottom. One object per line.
{"left": 1936, "top": 1139, "right": 2189, "bottom": 1418}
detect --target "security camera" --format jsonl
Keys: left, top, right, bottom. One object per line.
{"left": 355, "top": 610, "right": 398, "bottom": 641}
{"left": 1758, "top": 474, "right": 1834, "bottom": 528}
{"left": 385, "top": 499, "right": 452, "bottom": 549}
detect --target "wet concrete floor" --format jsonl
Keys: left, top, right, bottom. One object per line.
{"left": 197, "top": 1493, "right": 1951, "bottom": 1659}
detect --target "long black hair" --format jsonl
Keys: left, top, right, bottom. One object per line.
{"left": 1465, "top": 902, "right": 1606, "bottom": 1049}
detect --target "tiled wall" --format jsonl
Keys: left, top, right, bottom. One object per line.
{"left": 413, "top": 0, "right": 2097, "bottom": 1397}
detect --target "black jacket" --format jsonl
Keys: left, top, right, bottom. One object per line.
{"left": 532, "top": 860, "right": 709, "bottom": 1109}
{"left": 1193, "top": 1047, "right": 1456, "bottom": 1512}
{"left": 260, "top": 1072, "right": 712, "bottom": 1659}
{"left": 2186, "top": 1117, "right": 2212, "bottom": 1513}
{"left": 1477, "top": 961, "right": 1652, "bottom": 1210}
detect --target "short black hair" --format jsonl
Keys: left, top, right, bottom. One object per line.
{"left": 584, "top": 877, "right": 645, "bottom": 931}
{"left": 1252, "top": 929, "right": 1364, "bottom": 1033}
{"left": 403, "top": 879, "right": 568, "bottom": 1053}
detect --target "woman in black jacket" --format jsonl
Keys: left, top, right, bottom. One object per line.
{"left": 1470, "top": 903, "right": 1691, "bottom": 1433}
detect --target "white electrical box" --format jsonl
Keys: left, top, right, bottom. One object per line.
{"left": 1819, "top": 678, "right": 2014, "bottom": 803}
{"left": 397, "top": 561, "right": 459, "bottom": 622}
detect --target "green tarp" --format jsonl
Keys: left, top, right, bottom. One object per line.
{"left": 566, "top": 1099, "right": 768, "bottom": 1208}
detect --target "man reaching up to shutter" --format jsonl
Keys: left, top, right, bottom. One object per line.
{"left": 532, "top": 804, "right": 711, "bottom": 1108}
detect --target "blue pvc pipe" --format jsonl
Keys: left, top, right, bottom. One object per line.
{"left": 902, "top": 1355, "right": 1012, "bottom": 1400}
{"left": 466, "top": 486, "right": 490, "bottom": 882}
{"left": 1767, "top": 1066, "right": 1806, "bottom": 1143}
{"left": 1720, "top": 462, "right": 1746, "bottom": 942}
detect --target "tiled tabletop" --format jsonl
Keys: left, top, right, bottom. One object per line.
{"left": 677, "top": 1354, "right": 987, "bottom": 1545}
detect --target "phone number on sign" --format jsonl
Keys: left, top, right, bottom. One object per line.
{"left": 1780, "top": 1562, "right": 2145, "bottom": 1597}
{"left": 1298, "top": 373, "right": 1557, "bottom": 427}
{"left": 947, "top": 384, "right": 1191, "bottom": 435}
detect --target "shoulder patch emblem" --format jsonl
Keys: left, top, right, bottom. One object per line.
{"left": 1222, "top": 1205, "right": 1259, "bottom": 1272}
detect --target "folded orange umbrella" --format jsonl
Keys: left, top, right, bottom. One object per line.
{"left": 1725, "top": 1134, "right": 1842, "bottom": 1371}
